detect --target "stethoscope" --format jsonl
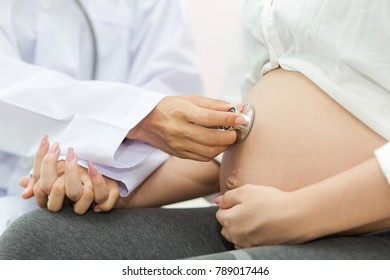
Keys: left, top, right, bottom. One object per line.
{"left": 213, "top": 104, "right": 255, "bottom": 143}
{"left": 74, "top": 0, "right": 98, "bottom": 80}
{"left": 74, "top": 0, "right": 255, "bottom": 142}
{"left": 229, "top": 104, "right": 255, "bottom": 143}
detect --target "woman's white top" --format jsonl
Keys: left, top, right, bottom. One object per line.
{"left": 223, "top": 0, "right": 390, "bottom": 184}
{"left": 0, "top": 0, "right": 203, "bottom": 195}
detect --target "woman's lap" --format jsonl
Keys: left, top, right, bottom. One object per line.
{"left": 0, "top": 206, "right": 233, "bottom": 260}
{"left": 190, "top": 229, "right": 390, "bottom": 260}
{"left": 2, "top": 206, "right": 390, "bottom": 260}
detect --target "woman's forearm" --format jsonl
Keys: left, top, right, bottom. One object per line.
{"left": 116, "top": 157, "right": 220, "bottom": 208}
{"left": 293, "top": 157, "right": 390, "bottom": 241}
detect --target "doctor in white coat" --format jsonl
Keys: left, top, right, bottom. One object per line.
{"left": 0, "top": 0, "right": 243, "bottom": 233}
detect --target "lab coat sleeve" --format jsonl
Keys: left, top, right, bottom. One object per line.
{"left": 374, "top": 142, "right": 390, "bottom": 186}
{"left": 76, "top": 146, "right": 171, "bottom": 196}
{"left": 0, "top": 0, "right": 204, "bottom": 194}
{"left": 0, "top": 54, "right": 165, "bottom": 168}
{"left": 0, "top": 12, "right": 165, "bottom": 168}
{"left": 88, "top": 0, "right": 205, "bottom": 193}
{"left": 84, "top": 0, "right": 205, "bottom": 193}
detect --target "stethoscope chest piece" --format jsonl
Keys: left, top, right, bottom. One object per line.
{"left": 229, "top": 104, "right": 255, "bottom": 143}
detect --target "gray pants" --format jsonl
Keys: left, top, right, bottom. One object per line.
{"left": 1, "top": 206, "right": 390, "bottom": 260}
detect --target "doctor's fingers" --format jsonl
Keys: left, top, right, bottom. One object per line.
{"left": 87, "top": 161, "right": 120, "bottom": 212}
{"left": 47, "top": 176, "right": 65, "bottom": 212}
{"left": 64, "top": 167, "right": 94, "bottom": 215}
{"left": 185, "top": 143, "right": 229, "bottom": 162}
{"left": 185, "top": 95, "right": 234, "bottom": 111}
{"left": 32, "top": 135, "right": 50, "bottom": 181}
{"left": 167, "top": 122, "right": 237, "bottom": 156}
{"left": 64, "top": 148, "right": 83, "bottom": 202}
{"left": 176, "top": 128, "right": 236, "bottom": 160}
{"left": 40, "top": 142, "right": 61, "bottom": 195}
{"left": 94, "top": 180, "right": 120, "bottom": 213}
{"left": 185, "top": 104, "right": 245, "bottom": 131}
{"left": 160, "top": 138, "right": 229, "bottom": 162}
{"left": 87, "top": 161, "right": 108, "bottom": 204}
{"left": 72, "top": 178, "right": 94, "bottom": 215}
{"left": 18, "top": 175, "right": 29, "bottom": 188}
{"left": 20, "top": 176, "right": 34, "bottom": 199}
{"left": 32, "top": 179, "right": 49, "bottom": 208}
{"left": 186, "top": 124, "right": 238, "bottom": 146}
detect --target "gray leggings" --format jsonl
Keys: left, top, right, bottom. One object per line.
{"left": 1, "top": 206, "right": 390, "bottom": 260}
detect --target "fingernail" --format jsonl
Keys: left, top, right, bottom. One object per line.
{"left": 50, "top": 142, "right": 59, "bottom": 153}
{"left": 88, "top": 161, "right": 98, "bottom": 177}
{"left": 66, "top": 147, "right": 75, "bottom": 161}
{"left": 214, "top": 195, "right": 223, "bottom": 205}
{"left": 40, "top": 134, "right": 48, "bottom": 148}
{"left": 234, "top": 116, "right": 245, "bottom": 125}
{"left": 94, "top": 207, "right": 102, "bottom": 213}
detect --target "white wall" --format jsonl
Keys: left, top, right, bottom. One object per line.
{"left": 186, "top": 0, "right": 244, "bottom": 98}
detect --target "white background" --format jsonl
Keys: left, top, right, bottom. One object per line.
{"left": 186, "top": 0, "right": 245, "bottom": 98}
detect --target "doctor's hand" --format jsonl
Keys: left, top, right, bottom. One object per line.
{"left": 126, "top": 95, "right": 245, "bottom": 161}
{"left": 19, "top": 135, "right": 120, "bottom": 214}
{"left": 215, "top": 184, "right": 304, "bottom": 248}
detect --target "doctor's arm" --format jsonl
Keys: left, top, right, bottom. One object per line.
{"left": 124, "top": 0, "right": 245, "bottom": 161}
{"left": 0, "top": 2, "right": 241, "bottom": 170}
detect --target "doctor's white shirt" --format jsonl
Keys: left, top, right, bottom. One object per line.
{"left": 0, "top": 0, "right": 204, "bottom": 198}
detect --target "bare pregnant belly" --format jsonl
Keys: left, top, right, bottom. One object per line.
{"left": 220, "top": 68, "right": 386, "bottom": 193}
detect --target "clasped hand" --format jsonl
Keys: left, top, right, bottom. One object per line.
{"left": 20, "top": 135, "right": 120, "bottom": 215}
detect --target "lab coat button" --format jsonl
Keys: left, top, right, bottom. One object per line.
{"left": 40, "top": 0, "right": 52, "bottom": 10}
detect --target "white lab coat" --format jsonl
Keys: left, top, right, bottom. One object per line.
{"left": 0, "top": 0, "right": 204, "bottom": 231}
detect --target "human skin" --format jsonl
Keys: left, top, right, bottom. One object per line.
{"left": 127, "top": 95, "right": 245, "bottom": 161}
{"left": 22, "top": 68, "right": 390, "bottom": 246}
{"left": 20, "top": 95, "right": 243, "bottom": 213}
{"left": 220, "top": 68, "right": 386, "bottom": 193}
{"left": 20, "top": 137, "right": 220, "bottom": 214}
{"left": 216, "top": 68, "right": 390, "bottom": 247}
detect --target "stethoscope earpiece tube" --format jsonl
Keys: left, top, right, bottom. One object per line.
{"left": 74, "top": 0, "right": 98, "bottom": 80}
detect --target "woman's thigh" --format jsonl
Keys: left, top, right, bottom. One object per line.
{"left": 0, "top": 206, "right": 233, "bottom": 260}
{"left": 190, "top": 229, "right": 390, "bottom": 260}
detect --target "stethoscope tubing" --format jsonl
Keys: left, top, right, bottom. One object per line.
{"left": 73, "top": 0, "right": 98, "bottom": 80}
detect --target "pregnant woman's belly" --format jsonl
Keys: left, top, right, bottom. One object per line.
{"left": 220, "top": 68, "right": 386, "bottom": 193}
